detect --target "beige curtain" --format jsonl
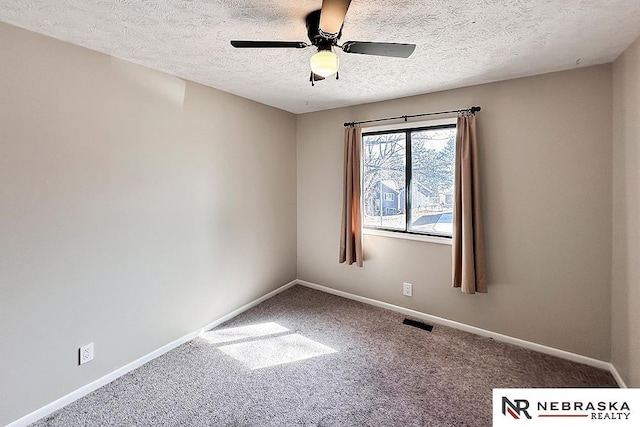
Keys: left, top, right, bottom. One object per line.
{"left": 452, "top": 113, "right": 487, "bottom": 293}
{"left": 339, "top": 125, "right": 363, "bottom": 267}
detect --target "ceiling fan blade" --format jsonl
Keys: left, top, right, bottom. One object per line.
{"left": 230, "top": 41, "right": 309, "bottom": 49}
{"left": 341, "top": 41, "right": 416, "bottom": 58}
{"left": 319, "top": 0, "right": 352, "bottom": 36}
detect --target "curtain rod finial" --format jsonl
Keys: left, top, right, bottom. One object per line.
{"left": 471, "top": 106, "right": 481, "bottom": 113}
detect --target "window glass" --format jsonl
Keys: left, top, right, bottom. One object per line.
{"left": 362, "top": 132, "right": 406, "bottom": 230}
{"left": 409, "top": 128, "right": 456, "bottom": 236}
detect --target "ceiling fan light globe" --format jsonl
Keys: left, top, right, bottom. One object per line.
{"left": 310, "top": 50, "right": 339, "bottom": 77}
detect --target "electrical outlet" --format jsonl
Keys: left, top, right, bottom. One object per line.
{"left": 79, "top": 343, "right": 94, "bottom": 365}
{"left": 403, "top": 282, "right": 413, "bottom": 297}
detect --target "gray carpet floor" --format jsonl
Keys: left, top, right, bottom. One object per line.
{"left": 33, "top": 285, "right": 617, "bottom": 426}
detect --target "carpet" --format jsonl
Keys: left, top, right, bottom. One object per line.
{"left": 32, "top": 285, "right": 616, "bottom": 426}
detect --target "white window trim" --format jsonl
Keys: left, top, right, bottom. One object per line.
{"left": 363, "top": 228, "right": 453, "bottom": 245}
{"left": 360, "top": 116, "right": 457, "bottom": 245}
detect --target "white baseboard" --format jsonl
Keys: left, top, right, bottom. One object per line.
{"left": 609, "top": 365, "right": 628, "bottom": 388}
{"left": 296, "top": 279, "right": 627, "bottom": 388}
{"left": 6, "top": 280, "right": 297, "bottom": 427}
{"left": 7, "top": 278, "right": 627, "bottom": 427}
{"left": 199, "top": 280, "right": 297, "bottom": 333}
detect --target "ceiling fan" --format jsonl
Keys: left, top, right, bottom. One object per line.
{"left": 230, "top": 0, "right": 416, "bottom": 85}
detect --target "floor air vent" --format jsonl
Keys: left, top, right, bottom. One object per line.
{"left": 403, "top": 318, "right": 433, "bottom": 332}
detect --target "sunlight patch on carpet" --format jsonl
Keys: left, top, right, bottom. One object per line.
{"left": 202, "top": 322, "right": 290, "bottom": 344}
{"left": 217, "top": 333, "right": 337, "bottom": 370}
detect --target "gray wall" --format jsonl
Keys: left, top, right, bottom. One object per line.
{"left": 297, "top": 65, "right": 613, "bottom": 361}
{"left": 0, "top": 23, "right": 297, "bottom": 425}
{"left": 612, "top": 35, "right": 640, "bottom": 387}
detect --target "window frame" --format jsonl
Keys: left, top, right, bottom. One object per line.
{"left": 361, "top": 118, "right": 457, "bottom": 242}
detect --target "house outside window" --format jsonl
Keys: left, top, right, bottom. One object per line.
{"left": 362, "top": 121, "right": 456, "bottom": 238}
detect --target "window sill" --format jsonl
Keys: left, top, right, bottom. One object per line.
{"left": 362, "top": 228, "right": 453, "bottom": 245}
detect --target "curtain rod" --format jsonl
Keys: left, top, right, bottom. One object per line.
{"left": 343, "top": 106, "right": 481, "bottom": 127}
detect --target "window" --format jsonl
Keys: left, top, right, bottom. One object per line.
{"left": 362, "top": 123, "right": 456, "bottom": 238}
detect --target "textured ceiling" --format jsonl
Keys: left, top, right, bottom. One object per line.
{"left": 2, "top": 1, "right": 640, "bottom": 114}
